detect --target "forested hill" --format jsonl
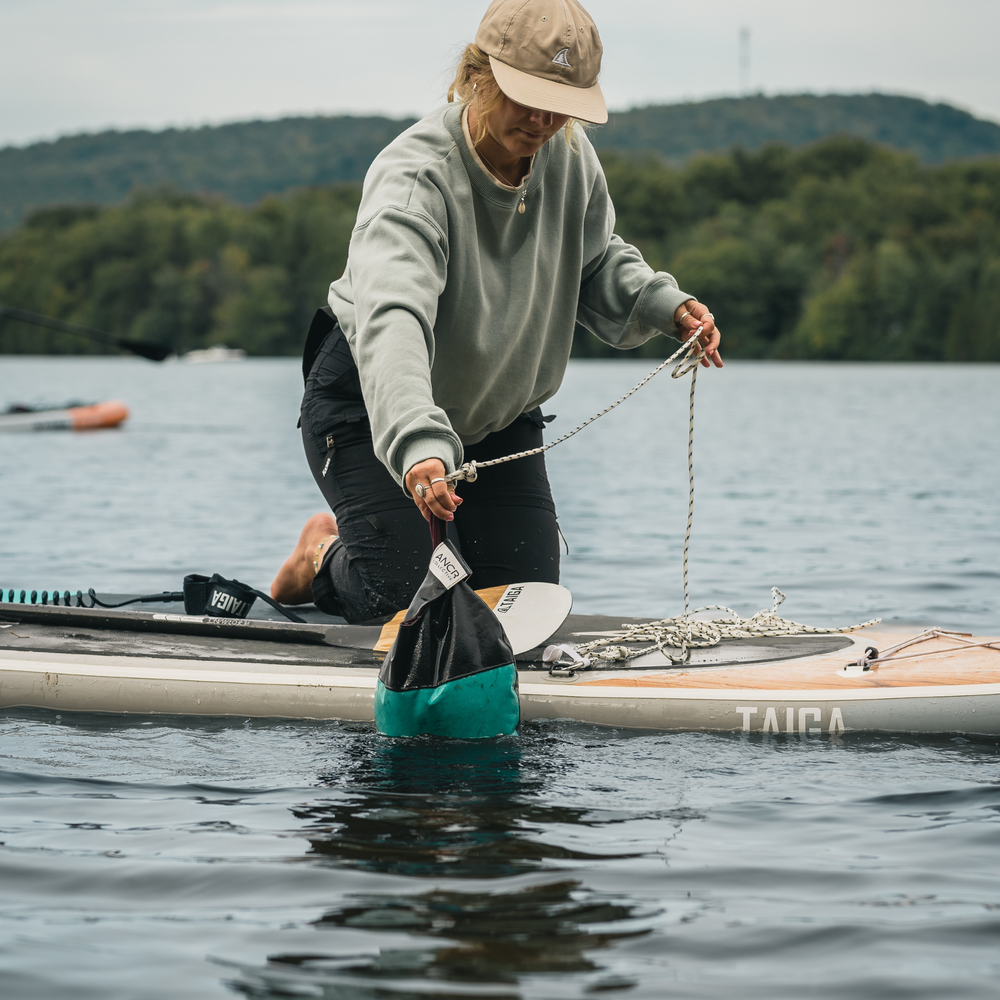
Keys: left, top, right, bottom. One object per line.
{"left": 0, "top": 116, "right": 416, "bottom": 233}
{"left": 600, "top": 93, "right": 1000, "bottom": 166}
{"left": 2, "top": 92, "right": 999, "bottom": 232}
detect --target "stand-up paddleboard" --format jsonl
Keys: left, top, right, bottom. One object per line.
{"left": 1, "top": 600, "right": 998, "bottom": 733}
{"left": 0, "top": 400, "right": 129, "bottom": 432}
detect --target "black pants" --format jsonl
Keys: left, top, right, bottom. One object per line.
{"left": 301, "top": 325, "right": 560, "bottom": 623}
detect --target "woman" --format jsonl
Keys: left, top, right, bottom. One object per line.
{"left": 272, "top": 0, "right": 722, "bottom": 622}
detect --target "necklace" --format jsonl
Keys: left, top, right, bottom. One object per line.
{"left": 476, "top": 146, "right": 529, "bottom": 213}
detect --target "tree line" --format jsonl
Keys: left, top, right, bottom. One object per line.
{"left": 1, "top": 135, "right": 998, "bottom": 361}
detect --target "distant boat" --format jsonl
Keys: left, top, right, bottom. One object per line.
{"left": 182, "top": 345, "right": 247, "bottom": 363}
{"left": 0, "top": 400, "right": 129, "bottom": 432}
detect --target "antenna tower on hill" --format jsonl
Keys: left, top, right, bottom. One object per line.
{"left": 739, "top": 27, "right": 751, "bottom": 94}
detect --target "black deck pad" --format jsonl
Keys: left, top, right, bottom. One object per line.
{"left": 0, "top": 618, "right": 381, "bottom": 666}
{"left": 1, "top": 605, "right": 856, "bottom": 672}
{"left": 0, "top": 601, "right": 381, "bottom": 651}
{"left": 516, "top": 615, "right": 855, "bottom": 669}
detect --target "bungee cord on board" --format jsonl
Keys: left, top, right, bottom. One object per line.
{"left": 442, "top": 328, "right": 879, "bottom": 671}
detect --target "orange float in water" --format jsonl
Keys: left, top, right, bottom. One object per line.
{"left": 0, "top": 400, "right": 129, "bottom": 432}
{"left": 68, "top": 400, "right": 129, "bottom": 430}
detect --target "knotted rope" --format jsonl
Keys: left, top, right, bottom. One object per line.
{"left": 443, "top": 327, "right": 879, "bottom": 669}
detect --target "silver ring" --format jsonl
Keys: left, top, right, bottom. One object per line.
{"left": 429, "top": 477, "right": 446, "bottom": 486}
{"left": 415, "top": 483, "right": 427, "bottom": 498}
{"left": 677, "top": 310, "right": 690, "bottom": 324}
{"left": 703, "top": 312, "right": 714, "bottom": 320}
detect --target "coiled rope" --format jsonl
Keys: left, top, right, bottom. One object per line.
{"left": 1, "top": 587, "right": 182, "bottom": 609}
{"left": 444, "top": 327, "right": 879, "bottom": 669}
{"left": 571, "top": 588, "right": 880, "bottom": 667}
{"left": 3, "top": 588, "right": 108, "bottom": 608}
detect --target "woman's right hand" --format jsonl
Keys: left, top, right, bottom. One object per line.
{"left": 405, "top": 458, "right": 463, "bottom": 522}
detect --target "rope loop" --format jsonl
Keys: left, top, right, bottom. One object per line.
{"left": 426, "top": 326, "right": 881, "bottom": 673}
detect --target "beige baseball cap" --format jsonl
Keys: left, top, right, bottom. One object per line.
{"left": 475, "top": 0, "right": 607, "bottom": 124}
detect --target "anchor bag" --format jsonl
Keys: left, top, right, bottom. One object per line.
{"left": 374, "top": 524, "right": 519, "bottom": 739}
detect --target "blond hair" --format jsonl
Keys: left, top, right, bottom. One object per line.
{"left": 447, "top": 43, "right": 583, "bottom": 151}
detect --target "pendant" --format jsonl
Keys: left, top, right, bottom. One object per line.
{"left": 518, "top": 200, "right": 525, "bottom": 214}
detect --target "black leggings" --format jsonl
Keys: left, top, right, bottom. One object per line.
{"left": 301, "top": 326, "right": 560, "bottom": 623}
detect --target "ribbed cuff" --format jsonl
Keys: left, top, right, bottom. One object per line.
{"left": 398, "top": 435, "right": 463, "bottom": 494}
{"left": 644, "top": 277, "right": 694, "bottom": 341}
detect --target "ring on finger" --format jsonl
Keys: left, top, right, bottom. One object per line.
{"left": 415, "top": 483, "right": 428, "bottom": 499}
{"left": 677, "top": 310, "right": 690, "bottom": 325}
{"left": 429, "top": 477, "right": 446, "bottom": 487}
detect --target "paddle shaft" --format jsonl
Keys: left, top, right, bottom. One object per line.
{"left": 0, "top": 584, "right": 566, "bottom": 656}
{"left": 0, "top": 305, "right": 172, "bottom": 362}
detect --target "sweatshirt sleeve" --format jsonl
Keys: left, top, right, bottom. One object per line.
{"left": 341, "top": 204, "right": 464, "bottom": 488}
{"left": 576, "top": 173, "right": 692, "bottom": 349}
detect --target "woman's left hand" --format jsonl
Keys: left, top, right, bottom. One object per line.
{"left": 674, "top": 299, "right": 723, "bottom": 368}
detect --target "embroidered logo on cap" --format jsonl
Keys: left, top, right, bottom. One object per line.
{"left": 551, "top": 47, "right": 572, "bottom": 68}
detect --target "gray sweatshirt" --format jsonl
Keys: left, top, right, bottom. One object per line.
{"left": 328, "top": 102, "right": 691, "bottom": 486}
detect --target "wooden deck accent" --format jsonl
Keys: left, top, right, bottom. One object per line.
{"left": 575, "top": 631, "right": 1000, "bottom": 690}
{"left": 374, "top": 585, "right": 508, "bottom": 652}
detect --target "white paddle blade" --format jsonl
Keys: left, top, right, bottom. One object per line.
{"left": 485, "top": 582, "right": 573, "bottom": 655}
{"left": 374, "top": 582, "right": 572, "bottom": 654}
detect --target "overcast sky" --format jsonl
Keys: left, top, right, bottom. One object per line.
{"left": 2, "top": 0, "right": 998, "bottom": 148}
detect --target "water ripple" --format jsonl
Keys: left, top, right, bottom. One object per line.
{"left": 2, "top": 360, "right": 1000, "bottom": 998}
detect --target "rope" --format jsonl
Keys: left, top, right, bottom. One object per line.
{"left": 555, "top": 361, "right": 880, "bottom": 669}
{"left": 567, "top": 359, "right": 882, "bottom": 667}
{"left": 569, "top": 588, "right": 881, "bottom": 668}
{"left": 444, "top": 333, "right": 704, "bottom": 486}
{"left": 438, "top": 326, "right": 880, "bottom": 670}
{"left": 683, "top": 362, "right": 697, "bottom": 614}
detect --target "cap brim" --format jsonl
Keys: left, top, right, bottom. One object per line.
{"left": 489, "top": 55, "right": 608, "bottom": 125}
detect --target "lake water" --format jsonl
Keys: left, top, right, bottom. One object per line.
{"left": 1, "top": 357, "right": 999, "bottom": 999}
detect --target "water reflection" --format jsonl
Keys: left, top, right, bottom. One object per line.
{"left": 223, "top": 736, "right": 661, "bottom": 997}
{"left": 227, "top": 879, "right": 653, "bottom": 999}
{"left": 297, "top": 735, "right": 642, "bottom": 879}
